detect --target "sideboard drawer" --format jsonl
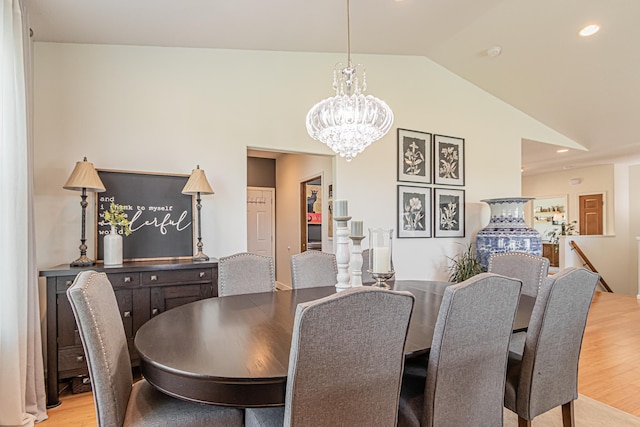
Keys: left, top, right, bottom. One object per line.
{"left": 107, "top": 272, "right": 141, "bottom": 287}
{"left": 56, "top": 276, "right": 77, "bottom": 293}
{"left": 141, "top": 268, "right": 212, "bottom": 285}
{"left": 58, "top": 346, "right": 88, "bottom": 373}
{"left": 56, "top": 271, "right": 140, "bottom": 292}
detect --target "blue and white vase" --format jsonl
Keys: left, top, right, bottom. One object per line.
{"left": 475, "top": 197, "right": 542, "bottom": 269}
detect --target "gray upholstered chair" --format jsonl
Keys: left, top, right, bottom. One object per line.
{"left": 245, "top": 286, "right": 415, "bottom": 427}
{"left": 290, "top": 250, "right": 337, "bottom": 288}
{"left": 487, "top": 252, "right": 550, "bottom": 298}
{"left": 361, "top": 248, "right": 395, "bottom": 285}
{"left": 218, "top": 252, "right": 276, "bottom": 296}
{"left": 504, "top": 267, "right": 599, "bottom": 427}
{"left": 66, "top": 271, "right": 243, "bottom": 427}
{"left": 397, "top": 273, "right": 522, "bottom": 427}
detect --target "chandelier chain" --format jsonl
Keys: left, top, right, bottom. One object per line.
{"left": 346, "top": 0, "right": 351, "bottom": 67}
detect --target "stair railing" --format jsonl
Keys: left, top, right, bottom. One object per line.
{"left": 569, "top": 240, "right": 613, "bottom": 292}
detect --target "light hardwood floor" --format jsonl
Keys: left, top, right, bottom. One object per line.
{"left": 39, "top": 290, "right": 640, "bottom": 426}
{"left": 577, "top": 290, "right": 640, "bottom": 415}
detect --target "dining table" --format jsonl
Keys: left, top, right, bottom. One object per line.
{"left": 134, "top": 280, "right": 534, "bottom": 408}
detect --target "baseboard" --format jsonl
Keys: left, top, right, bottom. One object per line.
{"left": 276, "top": 281, "right": 291, "bottom": 291}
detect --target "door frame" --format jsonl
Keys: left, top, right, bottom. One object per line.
{"left": 299, "top": 174, "right": 323, "bottom": 252}
{"left": 577, "top": 191, "right": 606, "bottom": 235}
{"left": 247, "top": 186, "right": 276, "bottom": 259}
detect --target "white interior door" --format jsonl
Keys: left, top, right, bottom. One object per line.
{"left": 247, "top": 187, "right": 275, "bottom": 257}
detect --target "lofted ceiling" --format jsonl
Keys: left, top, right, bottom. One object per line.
{"left": 26, "top": 0, "right": 640, "bottom": 176}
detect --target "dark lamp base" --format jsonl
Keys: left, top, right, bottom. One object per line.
{"left": 192, "top": 251, "right": 210, "bottom": 262}
{"left": 70, "top": 255, "right": 95, "bottom": 267}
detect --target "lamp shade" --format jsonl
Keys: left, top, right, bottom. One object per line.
{"left": 182, "top": 165, "right": 214, "bottom": 195}
{"left": 63, "top": 157, "right": 106, "bottom": 192}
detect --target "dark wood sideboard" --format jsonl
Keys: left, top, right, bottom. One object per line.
{"left": 542, "top": 243, "right": 559, "bottom": 267}
{"left": 40, "top": 259, "right": 218, "bottom": 408}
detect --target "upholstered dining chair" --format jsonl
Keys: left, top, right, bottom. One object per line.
{"left": 487, "top": 252, "right": 550, "bottom": 298}
{"left": 361, "top": 248, "right": 395, "bottom": 285}
{"left": 397, "top": 273, "right": 522, "bottom": 427}
{"left": 218, "top": 252, "right": 276, "bottom": 296}
{"left": 66, "top": 271, "right": 243, "bottom": 427}
{"left": 290, "top": 250, "right": 337, "bottom": 288}
{"left": 245, "top": 286, "right": 415, "bottom": 427}
{"left": 503, "top": 267, "right": 599, "bottom": 427}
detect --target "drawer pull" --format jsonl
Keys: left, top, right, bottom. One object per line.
{"left": 150, "top": 275, "right": 158, "bottom": 281}
{"left": 199, "top": 271, "right": 206, "bottom": 278}
{"left": 123, "top": 311, "right": 131, "bottom": 318}
{"left": 152, "top": 308, "right": 159, "bottom": 316}
{"left": 66, "top": 280, "right": 73, "bottom": 287}
{"left": 124, "top": 276, "right": 132, "bottom": 283}
{"left": 76, "top": 355, "right": 84, "bottom": 362}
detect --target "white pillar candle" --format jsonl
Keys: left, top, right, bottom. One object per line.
{"left": 372, "top": 247, "right": 390, "bottom": 273}
{"left": 334, "top": 199, "right": 348, "bottom": 217}
{"left": 351, "top": 220, "right": 363, "bottom": 237}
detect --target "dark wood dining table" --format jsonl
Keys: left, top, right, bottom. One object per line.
{"left": 134, "top": 280, "right": 534, "bottom": 408}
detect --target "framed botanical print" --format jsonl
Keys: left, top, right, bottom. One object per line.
{"left": 434, "top": 134, "right": 465, "bottom": 186}
{"left": 434, "top": 188, "right": 465, "bottom": 238}
{"left": 397, "top": 185, "right": 432, "bottom": 238}
{"left": 397, "top": 128, "right": 432, "bottom": 184}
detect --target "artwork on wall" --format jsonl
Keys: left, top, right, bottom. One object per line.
{"left": 95, "top": 170, "right": 194, "bottom": 261}
{"left": 434, "top": 188, "right": 465, "bottom": 238}
{"left": 434, "top": 134, "right": 465, "bottom": 186}
{"left": 306, "top": 184, "right": 322, "bottom": 223}
{"left": 397, "top": 185, "right": 432, "bottom": 238}
{"left": 397, "top": 128, "right": 432, "bottom": 184}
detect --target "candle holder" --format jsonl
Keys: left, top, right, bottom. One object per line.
{"left": 349, "top": 235, "right": 365, "bottom": 287}
{"left": 368, "top": 270, "right": 396, "bottom": 289}
{"left": 368, "top": 228, "right": 395, "bottom": 289}
{"left": 334, "top": 215, "right": 352, "bottom": 292}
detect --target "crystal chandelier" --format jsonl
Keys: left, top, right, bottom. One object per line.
{"left": 305, "top": 0, "right": 394, "bottom": 162}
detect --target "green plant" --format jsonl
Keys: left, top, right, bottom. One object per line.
{"left": 546, "top": 220, "right": 578, "bottom": 244}
{"left": 447, "top": 243, "right": 485, "bottom": 283}
{"left": 104, "top": 202, "right": 131, "bottom": 236}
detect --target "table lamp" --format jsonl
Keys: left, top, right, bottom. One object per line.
{"left": 63, "top": 157, "right": 106, "bottom": 267}
{"left": 182, "top": 165, "right": 214, "bottom": 261}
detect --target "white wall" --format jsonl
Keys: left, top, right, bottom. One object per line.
{"left": 274, "top": 152, "right": 333, "bottom": 286}
{"left": 522, "top": 164, "right": 615, "bottom": 234}
{"left": 34, "top": 42, "right": 577, "bottom": 283}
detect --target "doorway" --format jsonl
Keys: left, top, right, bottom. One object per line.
{"left": 579, "top": 193, "right": 604, "bottom": 235}
{"left": 300, "top": 176, "right": 322, "bottom": 252}
{"left": 247, "top": 187, "right": 275, "bottom": 257}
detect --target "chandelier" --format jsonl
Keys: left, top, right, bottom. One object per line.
{"left": 305, "top": 0, "right": 394, "bottom": 162}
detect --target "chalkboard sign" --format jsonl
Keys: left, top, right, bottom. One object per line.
{"left": 95, "top": 170, "right": 194, "bottom": 261}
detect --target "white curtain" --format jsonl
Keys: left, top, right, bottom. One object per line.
{"left": 0, "top": 0, "right": 47, "bottom": 425}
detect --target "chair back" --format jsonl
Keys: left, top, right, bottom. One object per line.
{"left": 284, "top": 287, "right": 414, "bottom": 427}
{"left": 67, "top": 271, "right": 132, "bottom": 427}
{"left": 424, "top": 273, "right": 522, "bottom": 427}
{"left": 290, "top": 251, "right": 337, "bottom": 288}
{"left": 361, "top": 248, "right": 395, "bottom": 285}
{"left": 488, "top": 252, "right": 550, "bottom": 297}
{"left": 218, "top": 252, "right": 276, "bottom": 296}
{"left": 513, "top": 267, "right": 598, "bottom": 419}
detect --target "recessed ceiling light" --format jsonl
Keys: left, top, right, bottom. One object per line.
{"left": 487, "top": 46, "right": 502, "bottom": 57}
{"left": 557, "top": 148, "right": 569, "bottom": 153}
{"left": 579, "top": 24, "right": 600, "bottom": 37}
